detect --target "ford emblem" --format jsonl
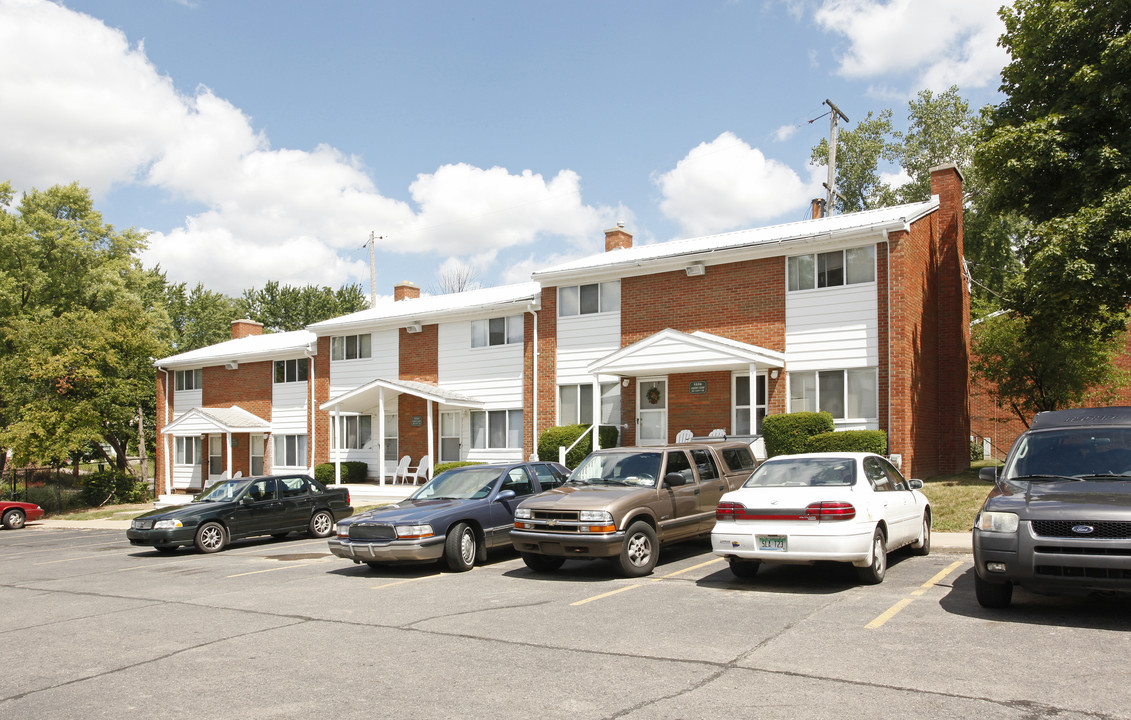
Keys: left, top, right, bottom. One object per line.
{"left": 1072, "top": 525, "right": 1094, "bottom": 535}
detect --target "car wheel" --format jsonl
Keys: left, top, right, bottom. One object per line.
{"left": 2, "top": 508, "right": 26, "bottom": 529}
{"left": 910, "top": 512, "right": 931, "bottom": 556}
{"left": 521, "top": 552, "right": 565, "bottom": 572}
{"left": 194, "top": 522, "right": 227, "bottom": 553}
{"left": 154, "top": 545, "right": 178, "bottom": 553}
{"left": 729, "top": 558, "right": 761, "bottom": 579}
{"left": 974, "top": 572, "right": 1013, "bottom": 609}
{"left": 308, "top": 510, "right": 334, "bottom": 538}
{"left": 616, "top": 521, "right": 658, "bottom": 577}
{"left": 444, "top": 522, "right": 476, "bottom": 572}
{"left": 856, "top": 527, "right": 887, "bottom": 584}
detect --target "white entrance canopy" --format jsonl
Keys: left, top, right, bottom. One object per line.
{"left": 159, "top": 405, "right": 270, "bottom": 494}
{"left": 587, "top": 328, "right": 785, "bottom": 376}
{"left": 320, "top": 378, "right": 485, "bottom": 486}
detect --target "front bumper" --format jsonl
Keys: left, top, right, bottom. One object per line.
{"left": 327, "top": 536, "right": 446, "bottom": 563}
{"left": 974, "top": 523, "right": 1131, "bottom": 594}
{"left": 510, "top": 528, "right": 626, "bottom": 558}
{"left": 126, "top": 527, "right": 195, "bottom": 547}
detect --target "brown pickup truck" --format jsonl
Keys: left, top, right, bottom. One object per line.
{"left": 510, "top": 441, "right": 759, "bottom": 576}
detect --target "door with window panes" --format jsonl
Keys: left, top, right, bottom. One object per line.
{"left": 440, "top": 411, "right": 461, "bottom": 463}
{"left": 734, "top": 374, "right": 768, "bottom": 435}
{"left": 637, "top": 378, "right": 667, "bottom": 445}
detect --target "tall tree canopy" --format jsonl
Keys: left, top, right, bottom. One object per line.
{"left": 240, "top": 281, "right": 369, "bottom": 332}
{"left": 163, "top": 278, "right": 244, "bottom": 353}
{"left": 810, "top": 109, "right": 899, "bottom": 214}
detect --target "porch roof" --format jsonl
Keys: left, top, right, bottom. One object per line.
{"left": 161, "top": 405, "right": 271, "bottom": 436}
{"left": 320, "top": 377, "right": 485, "bottom": 413}
{"left": 587, "top": 329, "right": 785, "bottom": 376}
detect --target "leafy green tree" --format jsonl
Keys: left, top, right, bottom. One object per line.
{"left": 163, "top": 278, "right": 243, "bottom": 352}
{"left": 240, "top": 281, "right": 369, "bottom": 332}
{"left": 895, "top": 87, "right": 981, "bottom": 204}
{"left": 975, "top": 0, "right": 1131, "bottom": 340}
{"left": 810, "top": 109, "right": 899, "bottom": 213}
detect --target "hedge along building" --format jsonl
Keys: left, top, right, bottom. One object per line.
{"left": 152, "top": 164, "right": 968, "bottom": 488}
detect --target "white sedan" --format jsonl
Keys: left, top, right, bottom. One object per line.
{"left": 711, "top": 452, "right": 931, "bottom": 584}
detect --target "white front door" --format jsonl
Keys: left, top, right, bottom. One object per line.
{"left": 637, "top": 378, "right": 668, "bottom": 445}
{"left": 440, "top": 411, "right": 461, "bottom": 463}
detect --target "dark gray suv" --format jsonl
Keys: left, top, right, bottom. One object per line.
{"left": 973, "top": 407, "right": 1131, "bottom": 608}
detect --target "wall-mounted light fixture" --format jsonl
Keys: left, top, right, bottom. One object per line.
{"left": 770, "top": 369, "right": 779, "bottom": 379}
{"left": 225, "top": 362, "right": 239, "bottom": 370}
{"left": 684, "top": 262, "right": 705, "bottom": 277}
{"left": 621, "top": 378, "right": 630, "bottom": 387}
{"left": 405, "top": 321, "right": 422, "bottom": 334}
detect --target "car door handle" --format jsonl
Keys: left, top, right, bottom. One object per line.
{"left": 693, "top": 489, "right": 700, "bottom": 495}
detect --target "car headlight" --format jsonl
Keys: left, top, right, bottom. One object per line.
{"left": 153, "top": 519, "right": 183, "bottom": 530}
{"left": 395, "top": 524, "right": 434, "bottom": 539}
{"left": 976, "top": 511, "right": 1019, "bottom": 533}
{"left": 515, "top": 508, "right": 531, "bottom": 520}
{"left": 579, "top": 510, "right": 613, "bottom": 524}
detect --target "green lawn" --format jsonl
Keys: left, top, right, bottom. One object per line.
{"left": 920, "top": 460, "right": 998, "bottom": 532}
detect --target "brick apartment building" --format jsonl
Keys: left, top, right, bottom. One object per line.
{"left": 153, "top": 164, "right": 969, "bottom": 493}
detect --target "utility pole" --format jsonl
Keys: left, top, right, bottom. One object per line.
{"left": 824, "top": 99, "right": 849, "bottom": 216}
{"left": 363, "top": 232, "right": 379, "bottom": 307}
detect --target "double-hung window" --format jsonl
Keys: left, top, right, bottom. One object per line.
{"left": 175, "top": 437, "right": 202, "bottom": 465}
{"left": 470, "top": 409, "right": 523, "bottom": 449}
{"left": 274, "top": 435, "right": 308, "bottom": 467}
{"left": 174, "top": 369, "right": 202, "bottom": 391}
{"left": 787, "top": 246, "right": 875, "bottom": 291}
{"left": 788, "top": 369, "right": 877, "bottom": 419}
{"left": 334, "top": 415, "right": 372, "bottom": 450}
{"left": 330, "top": 333, "right": 372, "bottom": 361}
{"left": 558, "top": 383, "right": 621, "bottom": 426}
{"left": 273, "top": 358, "right": 309, "bottom": 383}
{"left": 558, "top": 281, "right": 620, "bottom": 317}
{"left": 471, "top": 315, "right": 523, "bottom": 347}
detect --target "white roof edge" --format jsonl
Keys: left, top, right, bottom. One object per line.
{"left": 154, "top": 330, "right": 317, "bottom": 369}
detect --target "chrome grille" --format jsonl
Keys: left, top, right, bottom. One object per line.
{"left": 131, "top": 519, "right": 153, "bottom": 530}
{"left": 349, "top": 524, "right": 396, "bottom": 540}
{"left": 1031, "top": 520, "right": 1131, "bottom": 540}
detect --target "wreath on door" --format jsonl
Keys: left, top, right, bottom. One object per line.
{"left": 646, "top": 386, "right": 661, "bottom": 405}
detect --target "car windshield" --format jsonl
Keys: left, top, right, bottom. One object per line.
{"left": 569, "top": 452, "right": 662, "bottom": 487}
{"left": 1003, "top": 428, "right": 1131, "bottom": 481}
{"left": 412, "top": 467, "right": 503, "bottom": 500}
{"left": 196, "top": 479, "right": 250, "bottom": 502}
{"left": 743, "top": 457, "right": 857, "bottom": 488}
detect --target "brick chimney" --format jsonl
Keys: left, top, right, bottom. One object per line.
{"left": 810, "top": 199, "right": 825, "bottom": 219}
{"left": 231, "top": 319, "right": 263, "bottom": 339}
{"left": 394, "top": 281, "right": 420, "bottom": 302}
{"left": 604, "top": 224, "right": 633, "bottom": 252}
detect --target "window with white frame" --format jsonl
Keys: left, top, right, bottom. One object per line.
{"left": 787, "top": 246, "right": 875, "bottom": 291}
{"left": 788, "top": 369, "right": 878, "bottom": 419}
{"left": 558, "top": 281, "right": 620, "bottom": 317}
{"left": 471, "top": 315, "right": 523, "bottom": 347}
{"left": 470, "top": 409, "right": 523, "bottom": 449}
{"left": 383, "top": 414, "right": 398, "bottom": 461}
{"left": 330, "top": 333, "right": 372, "bottom": 361}
{"left": 558, "top": 382, "right": 621, "bottom": 426}
{"left": 333, "top": 415, "right": 372, "bottom": 450}
{"left": 274, "top": 434, "right": 308, "bottom": 467}
{"left": 174, "top": 369, "right": 203, "bottom": 391}
{"left": 175, "top": 437, "right": 202, "bottom": 465}
{"left": 273, "top": 358, "right": 309, "bottom": 383}
{"left": 250, "top": 435, "right": 265, "bottom": 476}
{"left": 734, "top": 374, "right": 768, "bottom": 434}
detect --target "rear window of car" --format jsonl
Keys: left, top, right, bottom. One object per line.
{"left": 721, "top": 447, "right": 757, "bottom": 472}
{"left": 744, "top": 457, "right": 856, "bottom": 488}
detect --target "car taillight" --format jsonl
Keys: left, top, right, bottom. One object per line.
{"left": 717, "top": 501, "right": 744, "bottom": 520}
{"left": 805, "top": 501, "right": 856, "bottom": 521}
{"left": 345, "top": 490, "right": 351, "bottom": 505}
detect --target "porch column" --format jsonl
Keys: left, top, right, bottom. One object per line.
{"left": 226, "top": 431, "right": 233, "bottom": 479}
{"left": 426, "top": 399, "right": 435, "bottom": 479}
{"left": 163, "top": 434, "right": 172, "bottom": 495}
{"left": 591, "top": 377, "right": 601, "bottom": 450}
{"left": 333, "top": 407, "right": 341, "bottom": 485}
{"left": 378, "top": 390, "right": 387, "bottom": 486}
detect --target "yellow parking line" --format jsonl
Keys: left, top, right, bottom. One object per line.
{"left": 571, "top": 584, "right": 643, "bottom": 606}
{"left": 227, "top": 563, "right": 312, "bottom": 578}
{"left": 32, "top": 556, "right": 93, "bottom": 566}
{"left": 372, "top": 576, "right": 435, "bottom": 590}
{"left": 866, "top": 560, "right": 965, "bottom": 629}
{"left": 116, "top": 561, "right": 184, "bottom": 572}
{"left": 651, "top": 557, "right": 724, "bottom": 581}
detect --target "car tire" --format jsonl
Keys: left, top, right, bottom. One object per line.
{"left": 910, "top": 512, "right": 932, "bottom": 556}
{"left": 194, "top": 522, "right": 227, "bottom": 553}
{"left": 729, "top": 558, "right": 761, "bottom": 579}
{"left": 154, "top": 544, "right": 178, "bottom": 553}
{"left": 974, "top": 572, "right": 1013, "bottom": 609}
{"left": 308, "top": 510, "right": 334, "bottom": 538}
{"left": 2, "top": 508, "right": 26, "bottom": 529}
{"left": 444, "top": 522, "right": 477, "bottom": 572}
{"left": 364, "top": 561, "right": 385, "bottom": 570}
{"left": 856, "top": 527, "right": 887, "bottom": 584}
{"left": 616, "top": 521, "right": 658, "bottom": 577}
{"left": 521, "top": 552, "right": 565, "bottom": 572}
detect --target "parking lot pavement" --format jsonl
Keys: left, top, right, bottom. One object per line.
{"left": 1, "top": 527, "right": 1128, "bottom": 719}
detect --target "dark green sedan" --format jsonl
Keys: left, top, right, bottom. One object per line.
{"left": 127, "top": 475, "right": 354, "bottom": 553}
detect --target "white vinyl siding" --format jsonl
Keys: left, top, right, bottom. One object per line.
{"left": 555, "top": 310, "right": 620, "bottom": 385}
{"left": 329, "top": 328, "right": 398, "bottom": 397}
{"left": 784, "top": 282, "right": 878, "bottom": 371}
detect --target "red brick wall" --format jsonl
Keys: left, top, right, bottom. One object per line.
{"left": 154, "top": 369, "right": 169, "bottom": 496}
{"left": 536, "top": 287, "right": 559, "bottom": 452}
{"left": 200, "top": 361, "right": 273, "bottom": 482}
{"left": 313, "top": 338, "right": 331, "bottom": 466}
{"left": 400, "top": 324, "right": 438, "bottom": 462}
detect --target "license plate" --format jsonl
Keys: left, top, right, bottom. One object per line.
{"left": 757, "top": 535, "right": 787, "bottom": 552}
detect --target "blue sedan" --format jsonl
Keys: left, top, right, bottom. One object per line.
{"left": 328, "top": 461, "right": 569, "bottom": 572}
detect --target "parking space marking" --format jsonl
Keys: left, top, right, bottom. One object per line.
{"left": 32, "top": 555, "right": 98, "bottom": 566}
{"left": 228, "top": 563, "right": 314, "bottom": 578}
{"left": 865, "top": 559, "right": 965, "bottom": 629}
{"left": 0, "top": 538, "right": 124, "bottom": 559}
{"left": 571, "top": 584, "right": 644, "bottom": 606}
{"left": 372, "top": 575, "right": 436, "bottom": 590}
{"left": 650, "top": 557, "right": 724, "bottom": 581}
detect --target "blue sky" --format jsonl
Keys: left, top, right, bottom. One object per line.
{"left": 0, "top": 0, "right": 1008, "bottom": 299}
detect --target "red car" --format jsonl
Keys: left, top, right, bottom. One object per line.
{"left": 1, "top": 501, "right": 44, "bottom": 529}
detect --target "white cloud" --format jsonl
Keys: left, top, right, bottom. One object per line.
{"left": 814, "top": 0, "right": 1008, "bottom": 92}
{"left": 0, "top": 0, "right": 621, "bottom": 295}
{"left": 773, "top": 124, "right": 799, "bottom": 142}
{"left": 656, "top": 132, "right": 817, "bottom": 237}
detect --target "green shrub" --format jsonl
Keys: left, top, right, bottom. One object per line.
{"left": 81, "top": 469, "right": 150, "bottom": 506}
{"left": 433, "top": 461, "right": 482, "bottom": 476}
{"left": 807, "top": 430, "right": 888, "bottom": 455}
{"left": 970, "top": 441, "right": 985, "bottom": 461}
{"left": 314, "top": 461, "right": 368, "bottom": 485}
{"left": 538, "top": 424, "right": 620, "bottom": 469}
{"left": 762, "top": 412, "right": 835, "bottom": 457}
{"left": 1, "top": 485, "right": 86, "bottom": 514}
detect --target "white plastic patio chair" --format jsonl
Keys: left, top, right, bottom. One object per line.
{"left": 392, "top": 455, "right": 411, "bottom": 484}
{"left": 407, "top": 454, "right": 432, "bottom": 485}
{"left": 675, "top": 429, "right": 693, "bottom": 443}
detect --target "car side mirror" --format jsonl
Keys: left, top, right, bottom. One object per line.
{"left": 979, "top": 466, "right": 999, "bottom": 482}
{"left": 663, "top": 472, "right": 687, "bottom": 487}
{"left": 908, "top": 479, "right": 924, "bottom": 490}
{"left": 240, "top": 496, "right": 254, "bottom": 505}
{"left": 495, "top": 489, "right": 516, "bottom": 502}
